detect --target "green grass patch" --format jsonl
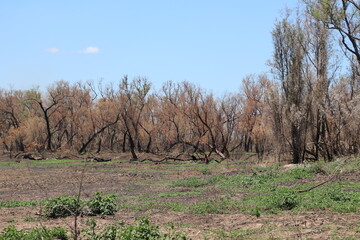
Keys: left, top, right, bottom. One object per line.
{"left": 190, "top": 196, "right": 236, "bottom": 215}
{"left": 171, "top": 175, "right": 225, "bottom": 188}
{"left": 158, "top": 191, "right": 202, "bottom": 198}
{"left": 239, "top": 183, "right": 360, "bottom": 215}
{"left": 23, "top": 217, "right": 42, "bottom": 222}
{"left": 0, "top": 200, "right": 38, "bottom": 208}
{"left": 171, "top": 165, "right": 319, "bottom": 192}
{"left": 161, "top": 202, "right": 188, "bottom": 212}
{"left": 0, "top": 162, "right": 28, "bottom": 167}
{"left": 0, "top": 225, "right": 68, "bottom": 240}
{"left": 35, "top": 158, "right": 79, "bottom": 164}
{"left": 296, "top": 183, "right": 360, "bottom": 213}
{"left": 128, "top": 159, "right": 360, "bottom": 216}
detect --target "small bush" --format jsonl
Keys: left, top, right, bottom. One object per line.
{"left": 271, "top": 189, "right": 299, "bottom": 210}
{"left": 120, "top": 217, "right": 162, "bottom": 240}
{"left": 40, "top": 192, "right": 118, "bottom": 218}
{"left": 87, "top": 192, "right": 118, "bottom": 216}
{"left": 41, "top": 195, "right": 82, "bottom": 218}
{"left": 0, "top": 225, "right": 68, "bottom": 240}
{"left": 250, "top": 206, "right": 261, "bottom": 217}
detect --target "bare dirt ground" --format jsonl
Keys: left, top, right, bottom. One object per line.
{"left": 0, "top": 153, "right": 359, "bottom": 239}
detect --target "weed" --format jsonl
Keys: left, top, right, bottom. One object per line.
{"left": 82, "top": 217, "right": 191, "bottom": 240}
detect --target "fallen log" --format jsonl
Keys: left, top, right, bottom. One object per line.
{"left": 86, "top": 157, "right": 111, "bottom": 162}
{"left": 17, "top": 153, "right": 45, "bottom": 160}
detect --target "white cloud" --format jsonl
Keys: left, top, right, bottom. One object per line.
{"left": 81, "top": 46, "right": 100, "bottom": 53}
{"left": 47, "top": 48, "right": 60, "bottom": 53}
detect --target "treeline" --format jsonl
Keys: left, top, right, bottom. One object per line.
{"left": 0, "top": 0, "right": 359, "bottom": 163}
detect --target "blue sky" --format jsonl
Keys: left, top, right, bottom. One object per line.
{"left": 1, "top": 0, "right": 298, "bottom": 94}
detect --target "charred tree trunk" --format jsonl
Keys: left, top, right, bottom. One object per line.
{"left": 145, "top": 136, "right": 152, "bottom": 153}
{"left": 122, "top": 131, "right": 127, "bottom": 153}
{"left": 291, "top": 124, "right": 302, "bottom": 164}
{"left": 128, "top": 133, "right": 138, "bottom": 160}
{"left": 96, "top": 138, "right": 102, "bottom": 154}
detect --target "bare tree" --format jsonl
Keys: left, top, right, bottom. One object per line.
{"left": 298, "top": 8, "right": 336, "bottom": 161}
{"left": 25, "top": 81, "right": 70, "bottom": 151}
{"left": 270, "top": 17, "right": 308, "bottom": 163}
{"left": 77, "top": 82, "right": 120, "bottom": 154}
{"left": 118, "top": 75, "right": 151, "bottom": 160}
{"left": 0, "top": 89, "right": 27, "bottom": 152}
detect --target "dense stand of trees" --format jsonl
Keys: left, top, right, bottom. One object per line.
{"left": 0, "top": 0, "right": 359, "bottom": 163}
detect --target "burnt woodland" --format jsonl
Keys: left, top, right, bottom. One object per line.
{"left": 1, "top": 0, "right": 359, "bottom": 164}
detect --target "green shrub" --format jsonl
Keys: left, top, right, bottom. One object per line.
{"left": 41, "top": 195, "right": 82, "bottom": 218}
{"left": 271, "top": 189, "right": 299, "bottom": 210}
{"left": 0, "top": 225, "right": 68, "bottom": 240}
{"left": 119, "top": 217, "right": 162, "bottom": 240}
{"left": 250, "top": 206, "right": 261, "bottom": 217}
{"left": 87, "top": 192, "right": 118, "bottom": 216}
{"left": 40, "top": 192, "right": 118, "bottom": 218}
